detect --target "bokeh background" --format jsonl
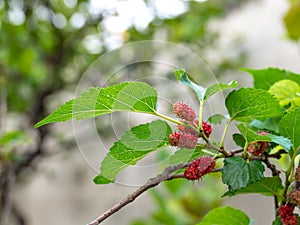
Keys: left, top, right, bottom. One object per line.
{"left": 0, "top": 0, "right": 300, "bottom": 225}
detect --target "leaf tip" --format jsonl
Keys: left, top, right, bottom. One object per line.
{"left": 93, "top": 175, "right": 113, "bottom": 185}
{"left": 34, "top": 121, "right": 45, "bottom": 128}
{"left": 174, "top": 68, "right": 186, "bottom": 80}
{"left": 230, "top": 80, "right": 239, "bottom": 87}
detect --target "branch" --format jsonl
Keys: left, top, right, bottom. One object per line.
{"left": 10, "top": 203, "right": 27, "bottom": 225}
{"left": 14, "top": 127, "right": 48, "bottom": 176}
{"left": 87, "top": 163, "right": 189, "bottom": 225}
{"left": 261, "top": 154, "right": 281, "bottom": 177}
{"left": 206, "top": 141, "right": 233, "bottom": 157}
{"left": 0, "top": 164, "right": 15, "bottom": 225}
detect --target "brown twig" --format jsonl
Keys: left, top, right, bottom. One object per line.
{"left": 11, "top": 203, "right": 27, "bottom": 225}
{"left": 87, "top": 163, "right": 189, "bottom": 225}
{"left": 205, "top": 141, "right": 233, "bottom": 157}
{"left": 261, "top": 154, "right": 281, "bottom": 177}
{"left": 0, "top": 164, "right": 15, "bottom": 225}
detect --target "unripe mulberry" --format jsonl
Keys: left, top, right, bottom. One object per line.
{"left": 184, "top": 156, "right": 215, "bottom": 180}
{"left": 169, "top": 132, "right": 181, "bottom": 146}
{"left": 295, "top": 166, "right": 300, "bottom": 182}
{"left": 202, "top": 121, "right": 212, "bottom": 138}
{"left": 279, "top": 205, "right": 298, "bottom": 225}
{"left": 178, "top": 120, "right": 199, "bottom": 136}
{"left": 247, "top": 142, "right": 268, "bottom": 156}
{"left": 258, "top": 131, "right": 268, "bottom": 135}
{"left": 173, "top": 102, "right": 196, "bottom": 122}
{"left": 247, "top": 131, "right": 268, "bottom": 156}
{"left": 287, "top": 190, "right": 300, "bottom": 207}
{"left": 178, "top": 133, "right": 198, "bottom": 149}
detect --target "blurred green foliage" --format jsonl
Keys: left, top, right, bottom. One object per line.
{"left": 131, "top": 175, "right": 224, "bottom": 225}
{"left": 0, "top": 0, "right": 251, "bottom": 224}
{"left": 0, "top": 0, "right": 101, "bottom": 113}
{"left": 284, "top": 0, "right": 300, "bottom": 41}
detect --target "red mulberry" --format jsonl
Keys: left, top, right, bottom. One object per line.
{"left": 295, "top": 166, "right": 300, "bottom": 182}
{"left": 178, "top": 133, "right": 198, "bottom": 149}
{"left": 169, "top": 132, "right": 181, "bottom": 146}
{"left": 202, "top": 121, "right": 212, "bottom": 138}
{"left": 279, "top": 205, "right": 298, "bottom": 225}
{"left": 287, "top": 190, "right": 300, "bottom": 207}
{"left": 247, "top": 131, "right": 268, "bottom": 156}
{"left": 184, "top": 156, "right": 215, "bottom": 180}
{"left": 247, "top": 142, "right": 268, "bottom": 156}
{"left": 173, "top": 102, "right": 196, "bottom": 122}
{"left": 178, "top": 120, "right": 199, "bottom": 136}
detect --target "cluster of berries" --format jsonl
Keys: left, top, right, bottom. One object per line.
{"left": 247, "top": 131, "right": 269, "bottom": 156}
{"left": 168, "top": 102, "right": 212, "bottom": 150}
{"left": 287, "top": 190, "right": 300, "bottom": 207}
{"left": 279, "top": 205, "right": 298, "bottom": 225}
{"left": 168, "top": 102, "right": 215, "bottom": 180}
{"left": 184, "top": 156, "right": 216, "bottom": 180}
{"left": 296, "top": 167, "right": 300, "bottom": 182}
{"left": 279, "top": 168, "right": 300, "bottom": 225}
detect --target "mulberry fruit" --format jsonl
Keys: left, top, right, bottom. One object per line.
{"left": 178, "top": 120, "right": 199, "bottom": 136}
{"left": 287, "top": 190, "right": 300, "bottom": 207}
{"left": 247, "top": 131, "right": 268, "bottom": 156}
{"left": 184, "top": 156, "right": 216, "bottom": 180}
{"left": 247, "top": 142, "right": 268, "bottom": 156}
{"left": 279, "top": 205, "right": 298, "bottom": 225}
{"left": 295, "top": 166, "right": 300, "bottom": 182}
{"left": 169, "top": 132, "right": 181, "bottom": 146}
{"left": 202, "top": 121, "right": 212, "bottom": 138}
{"left": 178, "top": 133, "right": 198, "bottom": 149}
{"left": 173, "top": 102, "right": 196, "bottom": 122}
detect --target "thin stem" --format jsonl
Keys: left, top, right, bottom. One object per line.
{"left": 154, "top": 112, "right": 183, "bottom": 125}
{"left": 198, "top": 100, "right": 204, "bottom": 130}
{"left": 219, "top": 118, "right": 231, "bottom": 149}
{"left": 242, "top": 141, "right": 249, "bottom": 158}
{"left": 202, "top": 149, "right": 218, "bottom": 157}
{"left": 282, "top": 147, "right": 298, "bottom": 204}
{"left": 154, "top": 112, "right": 199, "bottom": 133}
{"left": 87, "top": 163, "right": 189, "bottom": 225}
{"left": 206, "top": 140, "right": 231, "bottom": 157}
{"left": 288, "top": 148, "right": 299, "bottom": 183}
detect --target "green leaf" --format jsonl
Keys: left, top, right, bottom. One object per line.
{"left": 168, "top": 147, "right": 203, "bottom": 165}
{"left": 196, "top": 206, "right": 250, "bottom": 225}
{"left": 284, "top": 0, "right": 300, "bottom": 41}
{"left": 232, "top": 133, "right": 246, "bottom": 148}
{"left": 223, "top": 176, "right": 284, "bottom": 197}
{"left": 272, "top": 216, "right": 282, "bottom": 225}
{"left": 93, "top": 120, "right": 172, "bottom": 184}
{"left": 203, "top": 80, "right": 238, "bottom": 101}
{"left": 174, "top": 68, "right": 205, "bottom": 100}
{"left": 237, "top": 124, "right": 270, "bottom": 143}
{"left": 222, "top": 157, "right": 265, "bottom": 192}
{"left": 242, "top": 68, "right": 300, "bottom": 90}
{"left": 225, "top": 88, "right": 283, "bottom": 121}
{"left": 35, "top": 82, "right": 158, "bottom": 128}
{"left": 279, "top": 107, "right": 300, "bottom": 151}
{"left": 237, "top": 124, "right": 292, "bottom": 151}
{"left": 269, "top": 79, "right": 300, "bottom": 109}
{"left": 266, "top": 134, "right": 292, "bottom": 152}
{"left": 0, "top": 131, "right": 29, "bottom": 145}
{"left": 208, "top": 114, "right": 228, "bottom": 124}
{"left": 250, "top": 118, "right": 280, "bottom": 133}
